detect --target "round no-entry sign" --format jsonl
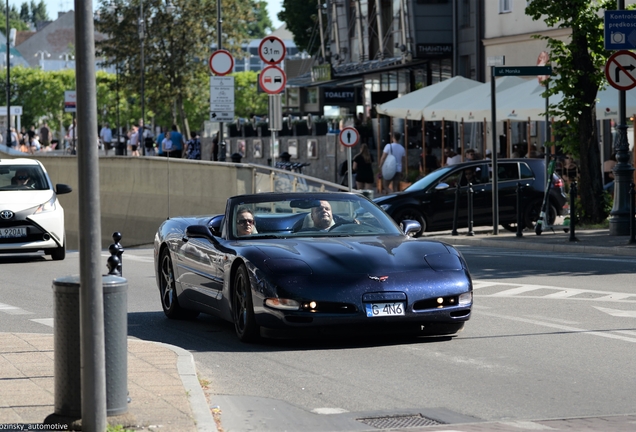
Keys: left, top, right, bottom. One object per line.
{"left": 259, "top": 65, "right": 286, "bottom": 94}
{"left": 605, "top": 50, "right": 636, "bottom": 91}
{"left": 339, "top": 127, "right": 360, "bottom": 147}
{"left": 209, "top": 50, "right": 234, "bottom": 76}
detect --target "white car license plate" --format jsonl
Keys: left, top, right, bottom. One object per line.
{"left": 365, "top": 302, "right": 405, "bottom": 317}
{"left": 0, "top": 227, "right": 27, "bottom": 238}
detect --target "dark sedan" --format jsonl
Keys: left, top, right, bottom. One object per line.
{"left": 374, "top": 158, "right": 567, "bottom": 236}
{"left": 154, "top": 192, "right": 473, "bottom": 342}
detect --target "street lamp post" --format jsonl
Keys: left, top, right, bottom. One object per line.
{"left": 5, "top": 0, "right": 10, "bottom": 148}
{"left": 34, "top": 50, "right": 51, "bottom": 69}
{"left": 139, "top": 0, "right": 146, "bottom": 155}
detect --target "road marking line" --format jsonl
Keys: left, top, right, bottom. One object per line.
{"left": 474, "top": 280, "right": 636, "bottom": 303}
{"left": 0, "top": 302, "right": 33, "bottom": 315}
{"left": 480, "top": 311, "right": 636, "bottom": 344}
{"left": 30, "top": 318, "right": 54, "bottom": 327}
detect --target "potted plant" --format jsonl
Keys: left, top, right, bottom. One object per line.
{"left": 293, "top": 119, "right": 309, "bottom": 136}
{"left": 313, "top": 117, "right": 329, "bottom": 135}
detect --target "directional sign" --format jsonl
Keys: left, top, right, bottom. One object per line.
{"left": 209, "top": 111, "right": 234, "bottom": 122}
{"left": 209, "top": 50, "right": 234, "bottom": 76}
{"left": 605, "top": 50, "right": 636, "bottom": 91}
{"left": 258, "top": 36, "right": 286, "bottom": 64}
{"left": 492, "top": 66, "right": 552, "bottom": 77}
{"left": 339, "top": 127, "right": 360, "bottom": 148}
{"left": 604, "top": 10, "right": 636, "bottom": 50}
{"left": 259, "top": 65, "right": 286, "bottom": 94}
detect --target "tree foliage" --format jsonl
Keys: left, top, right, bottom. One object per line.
{"left": 247, "top": 0, "right": 273, "bottom": 38}
{"left": 525, "top": 0, "right": 615, "bottom": 224}
{"left": 278, "top": 0, "right": 320, "bottom": 54}
{"left": 96, "top": 0, "right": 254, "bottom": 138}
{"left": 233, "top": 71, "right": 268, "bottom": 118}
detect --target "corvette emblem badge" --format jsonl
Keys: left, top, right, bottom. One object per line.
{"left": 0, "top": 210, "right": 14, "bottom": 220}
{"left": 368, "top": 275, "right": 389, "bottom": 282}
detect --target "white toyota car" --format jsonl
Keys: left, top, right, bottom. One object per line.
{"left": 0, "top": 158, "right": 72, "bottom": 260}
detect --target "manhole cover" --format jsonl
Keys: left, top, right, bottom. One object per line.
{"left": 357, "top": 414, "right": 445, "bottom": 429}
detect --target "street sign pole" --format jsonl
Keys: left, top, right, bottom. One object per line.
{"left": 217, "top": 0, "right": 225, "bottom": 161}
{"left": 490, "top": 65, "right": 552, "bottom": 235}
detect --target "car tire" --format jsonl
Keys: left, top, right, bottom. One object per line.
{"left": 392, "top": 208, "right": 427, "bottom": 237}
{"left": 524, "top": 199, "right": 557, "bottom": 230}
{"left": 232, "top": 264, "right": 259, "bottom": 343}
{"left": 49, "top": 237, "right": 66, "bottom": 261}
{"left": 159, "top": 249, "right": 199, "bottom": 320}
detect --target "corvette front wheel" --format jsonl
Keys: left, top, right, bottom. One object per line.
{"left": 232, "top": 264, "right": 259, "bottom": 342}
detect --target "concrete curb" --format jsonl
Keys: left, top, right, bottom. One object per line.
{"left": 151, "top": 341, "right": 218, "bottom": 432}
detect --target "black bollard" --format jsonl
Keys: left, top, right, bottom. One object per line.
{"left": 467, "top": 183, "right": 474, "bottom": 236}
{"left": 108, "top": 232, "right": 124, "bottom": 276}
{"left": 516, "top": 182, "right": 523, "bottom": 238}
{"left": 629, "top": 183, "right": 636, "bottom": 244}
{"left": 451, "top": 184, "right": 460, "bottom": 236}
{"left": 569, "top": 182, "right": 577, "bottom": 242}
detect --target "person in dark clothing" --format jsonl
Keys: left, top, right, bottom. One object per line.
{"left": 185, "top": 131, "right": 202, "bottom": 160}
{"left": 352, "top": 143, "right": 375, "bottom": 190}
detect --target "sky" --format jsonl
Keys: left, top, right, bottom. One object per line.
{"left": 11, "top": 0, "right": 284, "bottom": 30}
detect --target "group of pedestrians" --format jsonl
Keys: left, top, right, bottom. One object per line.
{"left": 1, "top": 122, "right": 53, "bottom": 154}
{"left": 97, "top": 122, "right": 201, "bottom": 160}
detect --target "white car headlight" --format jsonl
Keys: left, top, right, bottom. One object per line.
{"left": 34, "top": 195, "right": 57, "bottom": 214}
{"left": 458, "top": 291, "right": 472, "bottom": 306}
{"left": 380, "top": 204, "right": 391, "bottom": 211}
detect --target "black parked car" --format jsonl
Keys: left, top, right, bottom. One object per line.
{"left": 374, "top": 158, "right": 567, "bottom": 236}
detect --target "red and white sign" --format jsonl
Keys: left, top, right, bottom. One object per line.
{"left": 64, "top": 90, "right": 76, "bottom": 113}
{"left": 259, "top": 65, "right": 286, "bottom": 94}
{"left": 339, "top": 127, "right": 360, "bottom": 147}
{"left": 258, "top": 36, "right": 286, "bottom": 65}
{"left": 209, "top": 50, "right": 234, "bottom": 76}
{"left": 605, "top": 50, "right": 636, "bottom": 91}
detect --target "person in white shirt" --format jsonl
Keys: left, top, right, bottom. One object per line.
{"left": 100, "top": 122, "right": 113, "bottom": 156}
{"left": 445, "top": 148, "right": 462, "bottom": 166}
{"left": 379, "top": 132, "right": 407, "bottom": 194}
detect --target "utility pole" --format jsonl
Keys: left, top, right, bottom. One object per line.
{"left": 140, "top": 0, "right": 146, "bottom": 156}
{"left": 217, "top": 0, "right": 226, "bottom": 161}
{"left": 6, "top": 0, "right": 11, "bottom": 148}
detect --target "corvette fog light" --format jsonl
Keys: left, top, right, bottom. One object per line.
{"left": 265, "top": 298, "right": 300, "bottom": 310}
{"left": 458, "top": 292, "right": 473, "bottom": 306}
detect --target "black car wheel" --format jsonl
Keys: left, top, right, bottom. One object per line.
{"left": 159, "top": 249, "right": 199, "bottom": 320}
{"left": 393, "top": 208, "right": 427, "bottom": 237}
{"left": 48, "top": 236, "right": 66, "bottom": 261}
{"left": 524, "top": 199, "right": 557, "bottom": 230}
{"left": 232, "top": 264, "right": 259, "bottom": 342}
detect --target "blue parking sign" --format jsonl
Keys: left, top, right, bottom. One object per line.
{"left": 605, "top": 10, "right": 636, "bottom": 50}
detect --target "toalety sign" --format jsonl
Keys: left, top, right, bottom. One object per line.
{"left": 323, "top": 87, "right": 358, "bottom": 104}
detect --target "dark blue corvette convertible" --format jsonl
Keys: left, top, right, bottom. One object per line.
{"left": 153, "top": 192, "right": 473, "bottom": 342}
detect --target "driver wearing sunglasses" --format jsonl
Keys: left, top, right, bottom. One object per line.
{"left": 236, "top": 208, "right": 256, "bottom": 236}
{"left": 13, "top": 169, "right": 33, "bottom": 187}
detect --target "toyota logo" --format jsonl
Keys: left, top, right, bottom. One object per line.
{"left": 0, "top": 210, "right": 14, "bottom": 220}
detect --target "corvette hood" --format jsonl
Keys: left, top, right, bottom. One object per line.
{"left": 0, "top": 190, "right": 54, "bottom": 211}
{"left": 252, "top": 237, "right": 460, "bottom": 275}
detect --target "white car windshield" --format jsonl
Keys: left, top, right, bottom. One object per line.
{"left": 0, "top": 165, "right": 49, "bottom": 191}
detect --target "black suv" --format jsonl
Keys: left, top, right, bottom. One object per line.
{"left": 374, "top": 158, "right": 567, "bottom": 236}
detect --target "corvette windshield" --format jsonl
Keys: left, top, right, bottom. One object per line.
{"left": 230, "top": 195, "right": 403, "bottom": 239}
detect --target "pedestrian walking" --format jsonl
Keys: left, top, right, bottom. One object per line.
{"left": 169, "top": 124, "right": 185, "bottom": 158}
{"left": 100, "top": 122, "right": 113, "bottom": 156}
{"left": 379, "top": 132, "right": 407, "bottom": 194}
{"left": 39, "top": 122, "right": 52, "bottom": 148}
{"left": 185, "top": 131, "right": 201, "bottom": 160}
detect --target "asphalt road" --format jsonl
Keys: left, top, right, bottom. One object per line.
{"left": 1, "top": 245, "right": 636, "bottom": 431}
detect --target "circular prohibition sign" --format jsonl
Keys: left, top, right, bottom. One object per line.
{"left": 605, "top": 50, "right": 636, "bottom": 91}
{"left": 339, "top": 127, "right": 360, "bottom": 148}
{"left": 208, "top": 49, "right": 234, "bottom": 76}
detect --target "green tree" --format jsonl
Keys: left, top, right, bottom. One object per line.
{"left": 278, "top": 0, "right": 320, "bottom": 54}
{"left": 96, "top": 0, "right": 255, "bottom": 139}
{"left": 0, "top": 4, "right": 30, "bottom": 34}
{"left": 525, "top": 0, "right": 614, "bottom": 224}
{"left": 248, "top": 0, "right": 273, "bottom": 38}
{"left": 233, "top": 71, "right": 268, "bottom": 118}
{"left": 30, "top": 1, "right": 49, "bottom": 26}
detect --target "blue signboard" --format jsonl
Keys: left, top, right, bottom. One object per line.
{"left": 604, "top": 10, "right": 636, "bottom": 50}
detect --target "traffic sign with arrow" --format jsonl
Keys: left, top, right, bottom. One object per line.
{"left": 605, "top": 50, "right": 636, "bottom": 91}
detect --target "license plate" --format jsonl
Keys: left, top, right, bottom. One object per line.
{"left": 0, "top": 227, "right": 27, "bottom": 238}
{"left": 365, "top": 302, "right": 405, "bottom": 317}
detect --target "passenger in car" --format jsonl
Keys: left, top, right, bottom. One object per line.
{"left": 236, "top": 208, "right": 257, "bottom": 236}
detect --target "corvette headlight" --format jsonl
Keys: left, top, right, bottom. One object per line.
{"left": 265, "top": 298, "right": 300, "bottom": 310}
{"left": 458, "top": 291, "right": 472, "bottom": 306}
{"left": 380, "top": 204, "right": 391, "bottom": 211}
{"left": 34, "top": 196, "right": 57, "bottom": 214}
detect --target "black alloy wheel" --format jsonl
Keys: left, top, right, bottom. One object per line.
{"left": 159, "top": 249, "right": 199, "bottom": 319}
{"left": 232, "top": 264, "right": 259, "bottom": 342}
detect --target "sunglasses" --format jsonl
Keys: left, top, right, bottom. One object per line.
{"left": 237, "top": 219, "right": 254, "bottom": 226}
{"left": 16, "top": 175, "right": 29, "bottom": 180}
